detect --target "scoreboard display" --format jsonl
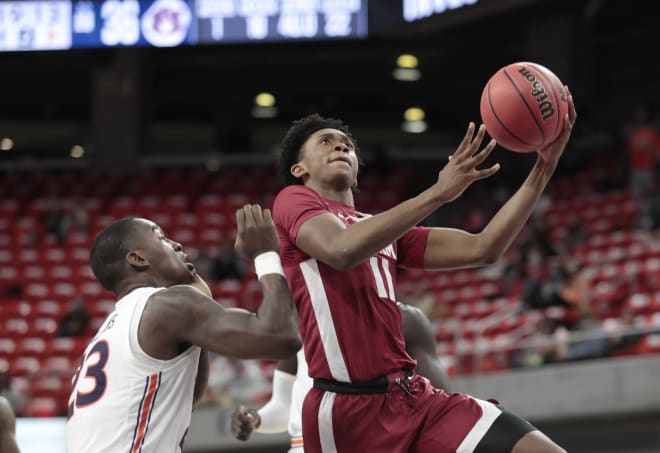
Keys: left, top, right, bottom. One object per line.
{"left": 0, "top": 0, "right": 368, "bottom": 51}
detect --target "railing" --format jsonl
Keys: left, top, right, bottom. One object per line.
{"left": 451, "top": 318, "right": 660, "bottom": 376}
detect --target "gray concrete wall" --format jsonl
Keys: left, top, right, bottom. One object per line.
{"left": 184, "top": 355, "right": 660, "bottom": 452}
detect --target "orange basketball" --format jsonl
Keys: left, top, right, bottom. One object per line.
{"left": 480, "top": 62, "right": 568, "bottom": 152}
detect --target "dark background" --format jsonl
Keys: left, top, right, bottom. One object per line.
{"left": 0, "top": 0, "right": 658, "bottom": 163}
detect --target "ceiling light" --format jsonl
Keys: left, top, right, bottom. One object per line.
{"left": 393, "top": 68, "right": 421, "bottom": 82}
{"left": 0, "top": 138, "right": 14, "bottom": 151}
{"left": 70, "top": 145, "right": 85, "bottom": 158}
{"left": 402, "top": 120, "right": 428, "bottom": 134}
{"left": 404, "top": 107, "right": 425, "bottom": 122}
{"left": 397, "top": 54, "right": 418, "bottom": 69}
{"left": 254, "top": 92, "right": 276, "bottom": 107}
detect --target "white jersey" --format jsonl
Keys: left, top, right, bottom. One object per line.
{"left": 67, "top": 287, "right": 201, "bottom": 453}
{"left": 289, "top": 348, "right": 311, "bottom": 440}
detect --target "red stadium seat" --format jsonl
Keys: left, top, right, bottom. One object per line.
{"left": 0, "top": 339, "right": 17, "bottom": 360}
{"left": 16, "top": 338, "right": 47, "bottom": 358}
{"left": 34, "top": 300, "right": 67, "bottom": 317}
{"left": 25, "top": 396, "right": 58, "bottom": 417}
{"left": 42, "top": 356, "right": 77, "bottom": 375}
{"left": 3, "top": 318, "right": 30, "bottom": 338}
{"left": 31, "top": 318, "right": 59, "bottom": 337}
{"left": 12, "top": 356, "right": 40, "bottom": 376}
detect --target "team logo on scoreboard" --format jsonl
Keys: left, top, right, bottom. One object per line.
{"left": 141, "top": 0, "right": 191, "bottom": 47}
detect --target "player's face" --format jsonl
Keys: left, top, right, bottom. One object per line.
{"left": 132, "top": 219, "right": 196, "bottom": 286}
{"left": 296, "top": 128, "right": 359, "bottom": 189}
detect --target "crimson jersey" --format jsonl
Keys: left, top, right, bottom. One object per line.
{"left": 273, "top": 185, "right": 430, "bottom": 382}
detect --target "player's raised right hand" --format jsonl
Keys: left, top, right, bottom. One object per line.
{"left": 234, "top": 204, "right": 280, "bottom": 260}
{"left": 230, "top": 405, "right": 261, "bottom": 441}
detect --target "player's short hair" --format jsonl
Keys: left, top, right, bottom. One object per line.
{"left": 90, "top": 217, "right": 139, "bottom": 293}
{"left": 278, "top": 113, "right": 362, "bottom": 186}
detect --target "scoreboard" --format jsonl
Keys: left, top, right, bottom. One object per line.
{"left": 0, "top": 0, "right": 368, "bottom": 51}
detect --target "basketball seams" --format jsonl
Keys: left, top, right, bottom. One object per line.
{"left": 502, "top": 68, "right": 545, "bottom": 147}
{"left": 481, "top": 61, "right": 566, "bottom": 153}
{"left": 486, "top": 82, "right": 538, "bottom": 150}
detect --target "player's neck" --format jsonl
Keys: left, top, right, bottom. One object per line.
{"left": 115, "top": 278, "right": 161, "bottom": 300}
{"left": 307, "top": 182, "right": 355, "bottom": 206}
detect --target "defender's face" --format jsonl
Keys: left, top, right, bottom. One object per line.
{"left": 131, "top": 218, "right": 195, "bottom": 286}
{"left": 296, "top": 128, "right": 359, "bottom": 188}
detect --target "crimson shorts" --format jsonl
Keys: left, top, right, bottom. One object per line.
{"left": 302, "top": 375, "right": 520, "bottom": 453}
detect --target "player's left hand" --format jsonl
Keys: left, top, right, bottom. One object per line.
{"left": 538, "top": 86, "right": 577, "bottom": 164}
{"left": 230, "top": 405, "right": 261, "bottom": 441}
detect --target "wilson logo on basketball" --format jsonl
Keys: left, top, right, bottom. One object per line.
{"left": 518, "top": 68, "right": 554, "bottom": 121}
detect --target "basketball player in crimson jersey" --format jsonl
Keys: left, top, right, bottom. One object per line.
{"left": 0, "top": 396, "right": 20, "bottom": 453}
{"left": 66, "top": 205, "right": 301, "bottom": 453}
{"left": 271, "top": 91, "right": 575, "bottom": 453}
{"left": 230, "top": 302, "right": 451, "bottom": 452}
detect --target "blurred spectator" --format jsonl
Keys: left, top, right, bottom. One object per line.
{"left": 0, "top": 364, "right": 25, "bottom": 416}
{"left": 62, "top": 201, "right": 89, "bottom": 235}
{"left": 621, "top": 103, "right": 660, "bottom": 198}
{"left": 212, "top": 242, "right": 247, "bottom": 281}
{"left": 59, "top": 296, "right": 91, "bottom": 337}
{"left": 558, "top": 306, "right": 609, "bottom": 362}
{"left": 1, "top": 284, "right": 22, "bottom": 299}
{"left": 192, "top": 247, "right": 215, "bottom": 282}
{"left": 636, "top": 180, "right": 660, "bottom": 230}
{"left": 521, "top": 217, "right": 557, "bottom": 261}
{"left": 605, "top": 308, "right": 644, "bottom": 353}
{"left": 206, "top": 355, "right": 270, "bottom": 408}
{"left": 547, "top": 258, "right": 589, "bottom": 311}
{"left": 560, "top": 215, "right": 588, "bottom": 254}
{"left": 40, "top": 200, "right": 66, "bottom": 243}
{"left": 521, "top": 268, "right": 547, "bottom": 310}
{"left": 510, "top": 317, "right": 563, "bottom": 368}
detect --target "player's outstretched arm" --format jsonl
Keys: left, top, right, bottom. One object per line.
{"left": 231, "top": 354, "right": 297, "bottom": 441}
{"left": 422, "top": 89, "right": 577, "bottom": 270}
{"left": 399, "top": 303, "right": 451, "bottom": 391}
{"left": 0, "top": 396, "right": 20, "bottom": 453}
{"left": 294, "top": 123, "right": 499, "bottom": 270}
{"left": 143, "top": 205, "right": 301, "bottom": 360}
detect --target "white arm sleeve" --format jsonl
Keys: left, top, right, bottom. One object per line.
{"left": 255, "top": 369, "right": 296, "bottom": 433}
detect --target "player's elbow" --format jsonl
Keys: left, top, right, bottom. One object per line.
{"left": 474, "top": 236, "right": 506, "bottom": 266}
{"left": 283, "top": 334, "right": 303, "bottom": 356}
{"left": 268, "top": 334, "right": 303, "bottom": 359}
{"left": 324, "top": 248, "right": 363, "bottom": 271}
{"left": 480, "top": 251, "right": 504, "bottom": 266}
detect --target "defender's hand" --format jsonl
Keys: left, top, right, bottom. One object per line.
{"left": 234, "top": 204, "right": 280, "bottom": 260}
{"left": 230, "top": 405, "right": 261, "bottom": 441}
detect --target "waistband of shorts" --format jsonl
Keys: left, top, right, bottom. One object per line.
{"left": 290, "top": 437, "right": 304, "bottom": 447}
{"left": 312, "top": 369, "right": 413, "bottom": 394}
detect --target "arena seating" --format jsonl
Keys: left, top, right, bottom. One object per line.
{"left": 0, "top": 164, "right": 658, "bottom": 416}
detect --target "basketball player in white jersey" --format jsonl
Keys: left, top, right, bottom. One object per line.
{"left": 0, "top": 396, "right": 20, "bottom": 453}
{"left": 231, "top": 301, "right": 451, "bottom": 452}
{"left": 66, "top": 205, "right": 301, "bottom": 453}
